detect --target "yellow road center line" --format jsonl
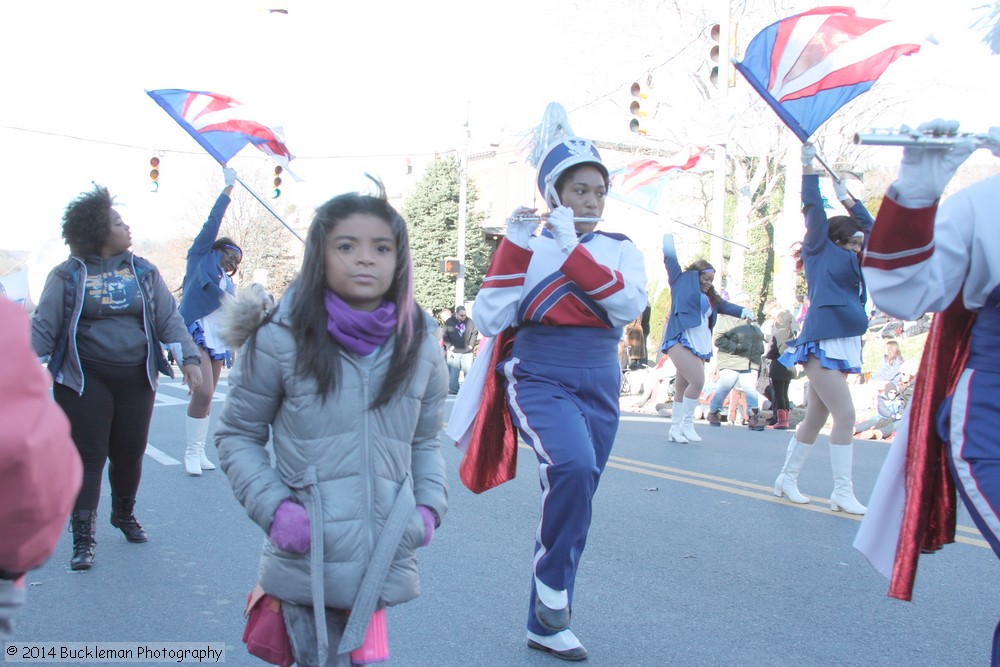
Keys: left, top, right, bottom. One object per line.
{"left": 517, "top": 445, "right": 988, "bottom": 548}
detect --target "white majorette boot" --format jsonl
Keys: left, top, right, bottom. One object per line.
{"left": 679, "top": 396, "right": 702, "bottom": 442}
{"left": 774, "top": 435, "right": 813, "bottom": 504}
{"left": 829, "top": 443, "right": 867, "bottom": 514}
{"left": 184, "top": 416, "right": 210, "bottom": 476}
{"left": 668, "top": 400, "right": 688, "bottom": 443}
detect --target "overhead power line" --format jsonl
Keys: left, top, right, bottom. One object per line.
{"left": 0, "top": 124, "right": 455, "bottom": 160}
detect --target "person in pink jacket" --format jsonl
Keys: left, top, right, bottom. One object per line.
{"left": 0, "top": 297, "right": 82, "bottom": 639}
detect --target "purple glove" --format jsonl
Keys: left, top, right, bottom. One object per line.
{"left": 416, "top": 505, "right": 436, "bottom": 547}
{"left": 270, "top": 500, "right": 310, "bottom": 553}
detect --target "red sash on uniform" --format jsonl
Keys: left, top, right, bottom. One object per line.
{"left": 890, "top": 296, "right": 975, "bottom": 600}
{"left": 459, "top": 327, "right": 518, "bottom": 493}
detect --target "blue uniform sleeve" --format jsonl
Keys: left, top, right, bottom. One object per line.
{"left": 663, "top": 234, "right": 683, "bottom": 286}
{"left": 801, "top": 175, "right": 828, "bottom": 254}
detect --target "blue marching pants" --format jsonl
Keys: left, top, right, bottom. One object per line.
{"left": 938, "top": 287, "right": 1000, "bottom": 666}
{"left": 501, "top": 325, "right": 621, "bottom": 637}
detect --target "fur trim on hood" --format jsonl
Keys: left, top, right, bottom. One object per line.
{"left": 220, "top": 284, "right": 276, "bottom": 351}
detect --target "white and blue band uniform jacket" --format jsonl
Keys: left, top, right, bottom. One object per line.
{"left": 473, "top": 226, "right": 647, "bottom": 639}
{"left": 858, "top": 172, "right": 1000, "bottom": 666}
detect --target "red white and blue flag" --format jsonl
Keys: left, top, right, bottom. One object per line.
{"left": 608, "top": 147, "right": 705, "bottom": 213}
{"left": 733, "top": 6, "right": 926, "bottom": 141}
{"left": 146, "top": 89, "right": 296, "bottom": 170}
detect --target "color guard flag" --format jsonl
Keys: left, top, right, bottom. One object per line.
{"left": 608, "top": 147, "right": 705, "bottom": 213}
{"left": 146, "top": 89, "right": 297, "bottom": 173}
{"left": 733, "top": 6, "right": 926, "bottom": 141}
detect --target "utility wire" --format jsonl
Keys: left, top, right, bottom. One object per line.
{"left": 0, "top": 124, "right": 454, "bottom": 160}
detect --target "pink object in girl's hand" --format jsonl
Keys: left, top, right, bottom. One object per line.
{"left": 351, "top": 608, "right": 389, "bottom": 664}
{"left": 269, "top": 500, "right": 309, "bottom": 553}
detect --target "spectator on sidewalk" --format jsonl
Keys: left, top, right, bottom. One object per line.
{"left": 443, "top": 305, "right": 478, "bottom": 394}
{"left": 706, "top": 293, "right": 767, "bottom": 431}
{"left": 765, "top": 307, "right": 800, "bottom": 430}
{"left": 855, "top": 382, "right": 907, "bottom": 440}
{"left": 872, "top": 340, "right": 905, "bottom": 386}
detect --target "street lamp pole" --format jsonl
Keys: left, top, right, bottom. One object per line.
{"left": 456, "top": 108, "right": 470, "bottom": 308}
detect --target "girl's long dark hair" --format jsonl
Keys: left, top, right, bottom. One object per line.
{"left": 247, "top": 178, "right": 422, "bottom": 409}
{"left": 685, "top": 259, "right": 723, "bottom": 308}
{"left": 789, "top": 215, "right": 865, "bottom": 273}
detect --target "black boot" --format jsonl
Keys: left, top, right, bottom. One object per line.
{"left": 70, "top": 510, "right": 97, "bottom": 571}
{"left": 110, "top": 496, "right": 148, "bottom": 543}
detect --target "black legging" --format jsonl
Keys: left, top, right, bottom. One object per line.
{"left": 54, "top": 360, "right": 156, "bottom": 512}
{"left": 770, "top": 379, "right": 791, "bottom": 411}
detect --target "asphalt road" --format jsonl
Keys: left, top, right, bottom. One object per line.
{"left": 7, "top": 373, "right": 998, "bottom": 666}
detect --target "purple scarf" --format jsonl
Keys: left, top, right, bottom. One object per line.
{"left": 324, "top": 290, "right": 397, "bottom": 356}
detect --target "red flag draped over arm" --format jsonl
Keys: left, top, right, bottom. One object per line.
{"left": 459, "top": 328, "right": 518, "bottom": 493}
{"left": 889, "top": 296, "right": 974, "bottom": 600}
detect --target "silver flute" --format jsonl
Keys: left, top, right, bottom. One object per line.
{"left": 510, "top": 215, "right": 604, "bottom": 223}
{"left": 854, "top": 128, "right": 998, "bottom": 150}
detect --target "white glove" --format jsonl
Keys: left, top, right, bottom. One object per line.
{"left": 833, "top": 175, "right": 849, "bottom": 202}
{"left": 504, "top": 207, "right": 539, "bottom": 249}
{"left": 740, "top": 307, "right": 754, "bottom": 321}
{"left": 223, "top": 167, "right": 238, "bottom": 187}
{"left": 546, "top": 206, "right": 579, "bottom": 255}
{"left": 894, "top": 119, "right": 976, "bottom": 208}
{"left": 801, "top": 143, "right": 817, "bottom": 168}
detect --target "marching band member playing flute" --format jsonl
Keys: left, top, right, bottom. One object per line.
{"left": 453, "top": 131, "right": 647, "bottom": 661}
{"left": 855, "top": 119, "right": 1000, "bottom": 667}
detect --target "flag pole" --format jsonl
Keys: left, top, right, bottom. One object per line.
{"left": 812, "top": 145, "right": 860, "bottom": 203}
{"left": 670, "top": 219, "right": 750, "bottom": 249}
{"left": 235, "top": 175, "right": 304, "bottom": 243}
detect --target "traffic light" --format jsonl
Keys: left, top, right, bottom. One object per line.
{"left": 149, "top": 157, "right": 160, "bottom": 192}
{"left": 707, "top": 23, "right": 722, "bottom": 91}
{"left": 272, "top": 165, "right": 283, "bottom": 199}
{"left": 629, "top": 75, "right": 652, "bottom": 135}
{"left": 705, "top": 21, "right": 738, "bottom": 94}
{"left": 439, "top": 257, "right": 460, "bottom": 276}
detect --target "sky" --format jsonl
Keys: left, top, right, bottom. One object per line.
{"left": 1, "top": 0, "right": 997, "bottom": 258}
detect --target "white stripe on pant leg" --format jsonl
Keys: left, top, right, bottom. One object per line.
{"left": 948, "top": 371, "right": 1000, "bottom": 542}
{"left": 502, "top": 357, "right": 554, "bottom": 573}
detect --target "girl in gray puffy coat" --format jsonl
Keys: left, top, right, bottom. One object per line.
{"left": 215, "top": 179, "right": 448, "bottom": 666}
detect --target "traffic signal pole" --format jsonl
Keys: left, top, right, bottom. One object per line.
{"left": 708, "top": 9, "right": 731, "bottom": 284}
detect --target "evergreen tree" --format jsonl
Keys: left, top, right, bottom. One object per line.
{"left": 402, "top": 154, "right": 490, "bottom": 314}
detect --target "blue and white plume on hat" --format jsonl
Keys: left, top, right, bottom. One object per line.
{"left": 526, "top": 103, "right": 609, "bottom": 207}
